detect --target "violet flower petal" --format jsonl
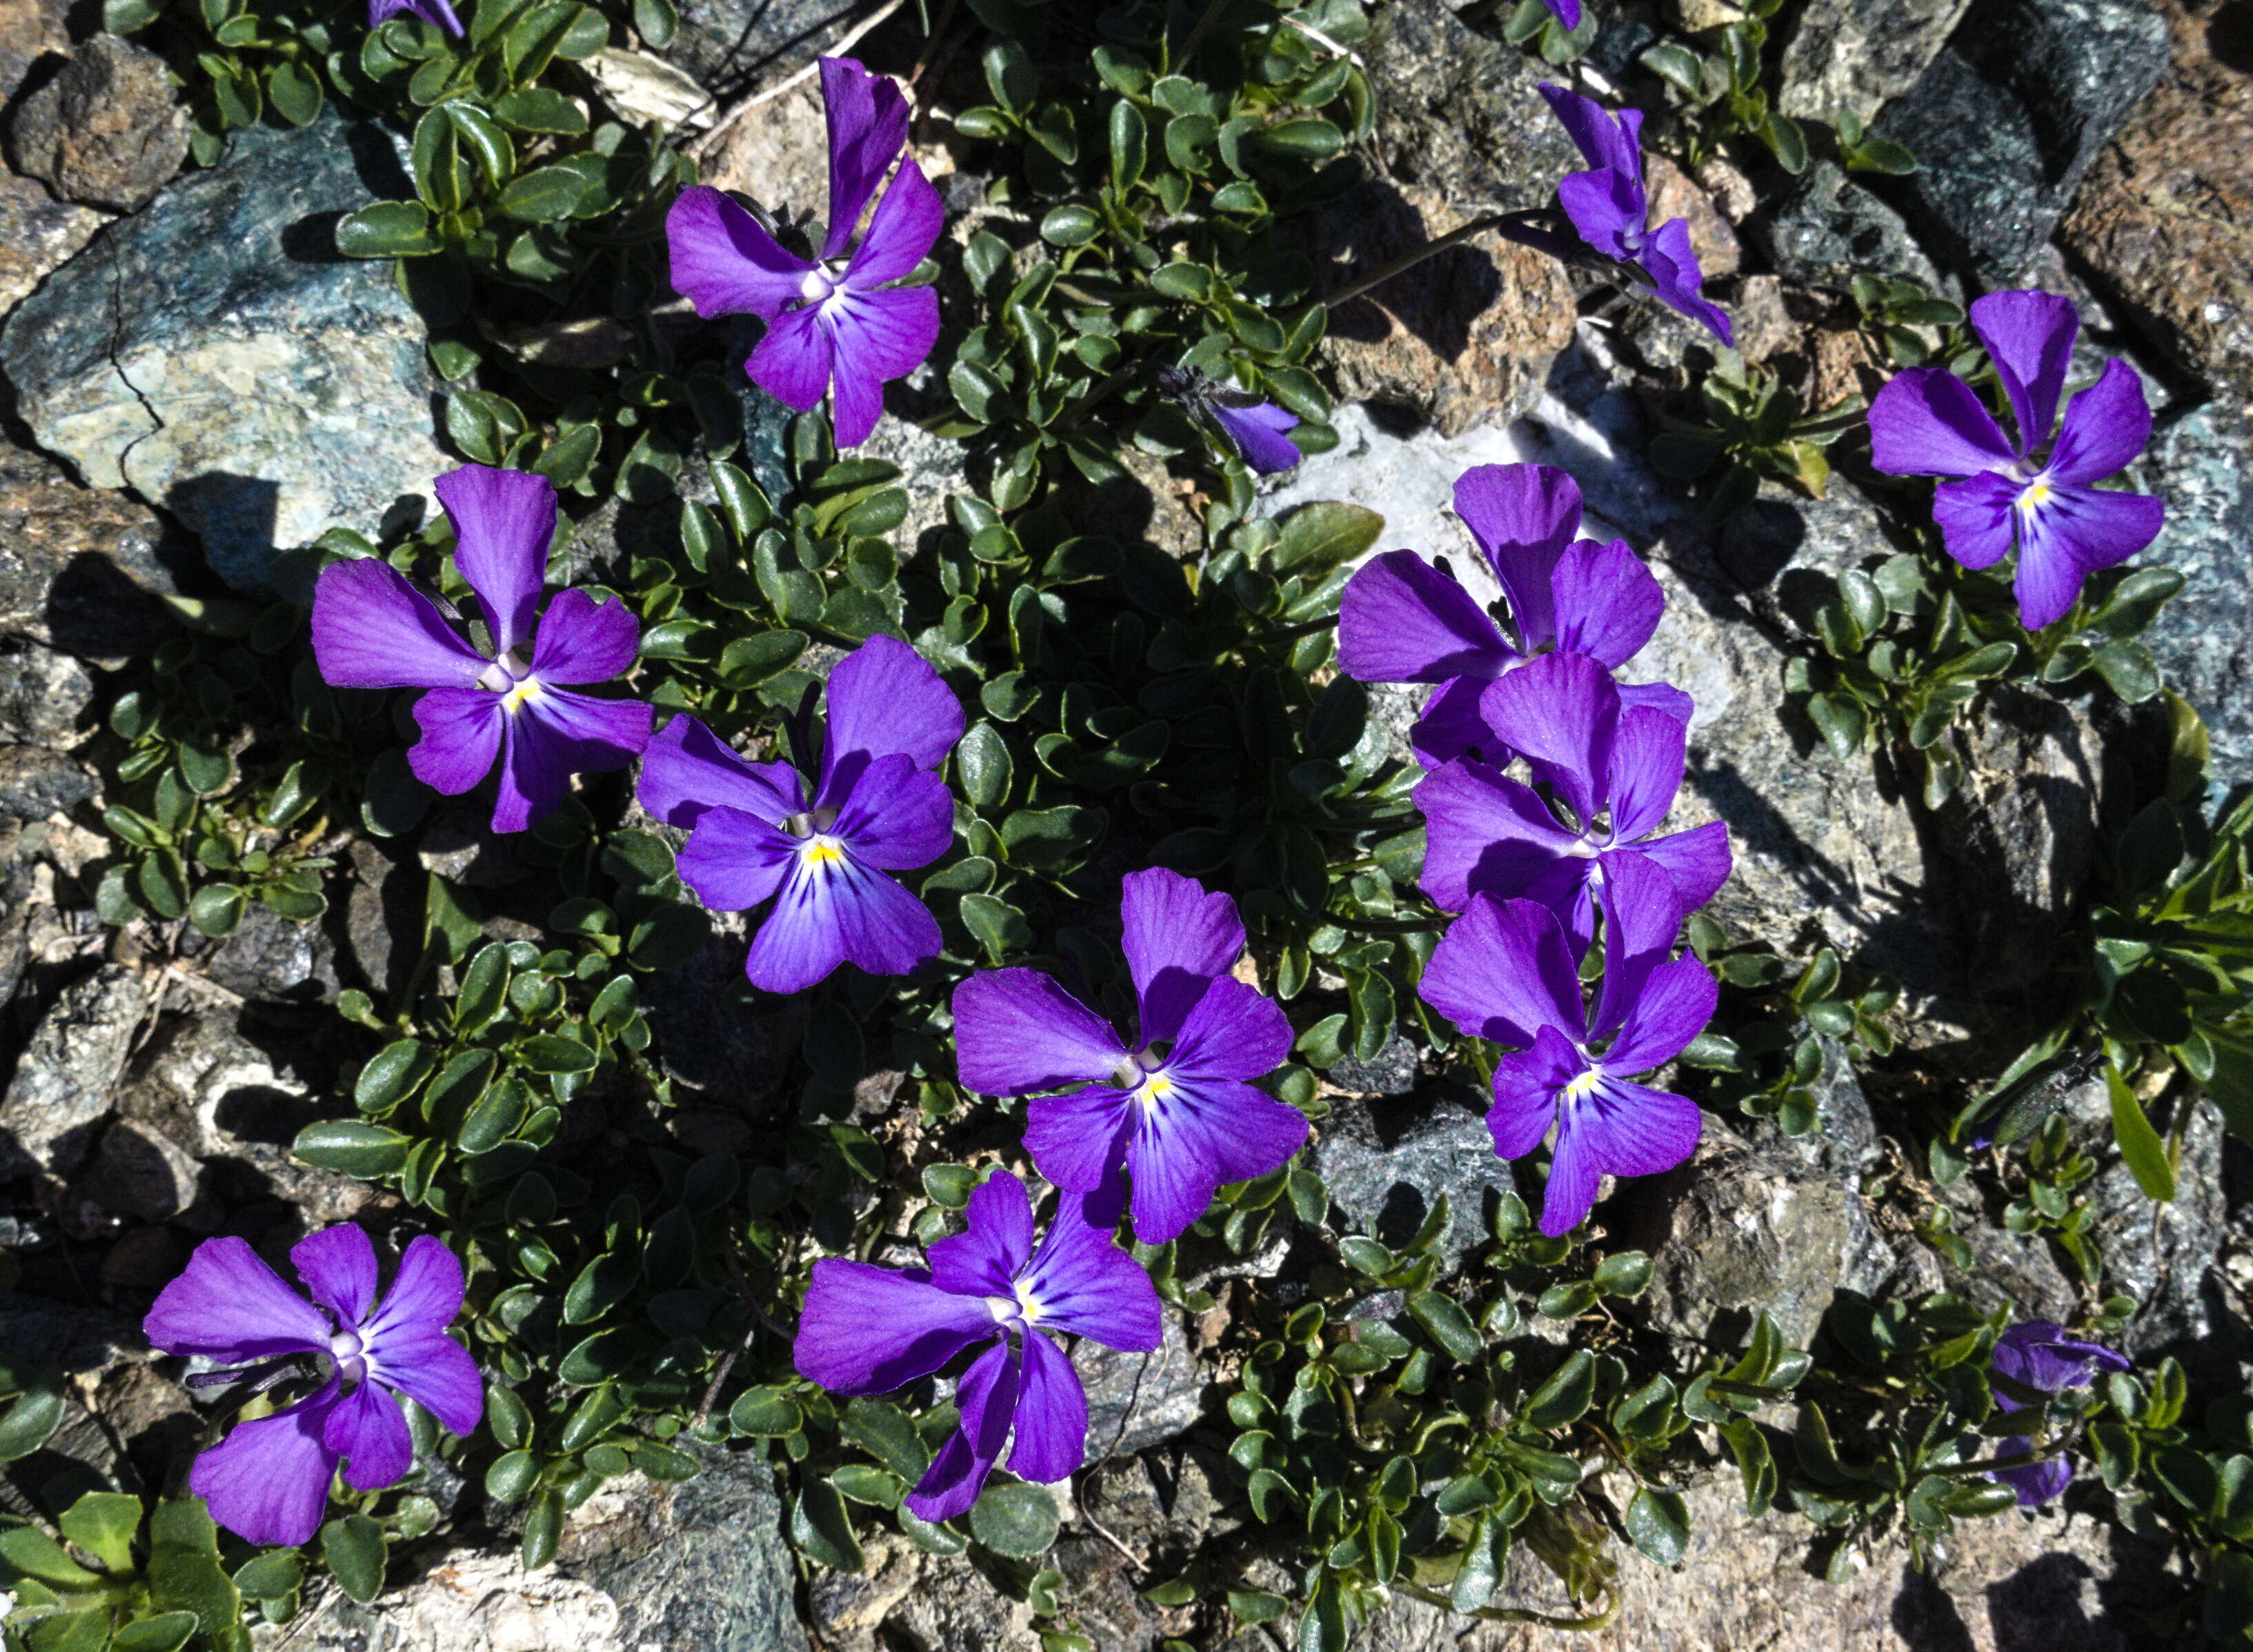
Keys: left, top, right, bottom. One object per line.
{"left": 1024, "top": 1086, "right": 1135, "bottom": 1193}
{"left": 143, "top": 1235, "right": 335, "bottom": 1364}
{"left": 310, "top": 559, "right": 488, "bottom": 690}
{"left": 1488, "top": 1026, "right": 1581, "bottom": 1160}
{"left": 842, "top": 147, "right": 945, "bottom": 288}
{"left": 406, "top": 688, "right": 504, "bottom": 797}
{"left": 826, "top": 286, "right": 942, "bottom": 447}
{"left": 1453, "top": 463, "right": 1580, "bottom": 647}
{"left": 433, "top": 464, "right": 553, "bottom": 657}
{"left": 366, "top": 1330, "right": 484, "bottom": 1440}
{"left": 1338, "top": 550, "right": 1514, "bottom": 689}
{"left": 1479, "top": 652, "right": 1618, "bottom": 827}
{"left": 744, "top": 835, "right": 941, "bottom": 991}
{"left": 1538, "top": 1073, "right": 1703, "bottom": 1235}
{"left": 1413, "top": 674, "right": 1513, "bottom": 769}
{"left": 1556, "top": 165, "right": 1645, "bottom": 261}
{"left": 793, "top": 1257, "right": 998, "bottom": 1393}
{"left": 636, "top": 713, "right": 804, "bottom": 832}
{"left": 1536, "top": 0, "right": 1582, "bottom": 31}
{"left": 1418, "top": 893, "right": 1585, "bottom": 1047}
{"left": 1618, "top": 681, "right": 1695, "bottom": 725}
{"left": 1867, "top": 368, "right": 2018, "bottom": 478}
{"left": 1167, "top": 976, "right": 1293, "bottom": 1085}
{"left": 1932, "top": 470, "right": 2020, "bottom": 570}
{"left": 1018, "top": 1193, "right": 1164, "bottom": 1349}
{"left": 748, "top": 303, "right": 836, "bottom": 412}
{"left": 831, "top": 754, "right": 953, "bottom": 870}
{"left": 1006, "top": 1328, "right": 1088, "bottom": 1484}
{"left": 188, "top": 1380, "right": 344, "bottom": 1548}
{"left": 927, "top": 1172, "right": 1037, "bottom": 1297}
{"left": 290, "top": 1224, "right": 377, "bottom": 1328}
{"left": 2016, "top": 485, "right": 2166, "bottom": 630}
{"left": 953, "top": 968, "right": 1126, "bottom": 1096}
{"left": 1414, "top": 757, "right": 1579, "bottom": 915}
{"left": 1625, "top": 822, "right": 1735, "bottom": 925}
{"left": 1120, "top": 867, "right": 1246, "bottom": 1047}
{"left": 1585, "top": 850, "right": 1700, "bottom": 1035}
{"left": 1992, "top": 1449, "right": 2073, "bottom": 1507}
{"left": 1123, "top": 1114, "right": 1218, "bottom": 1244}
{"left": 2046, "top": 359, "right": 2154, "bottom": 486}
{"left": 1538, "top": 84, "right": 1642, "bottom": 195}
{"left": 1598, "top": 955, "right": 1720, "bottom": 1074}
{"left": 1209, "top": 401, "right": 1304, "bottom": 475}
{"left": 664, "top": 185, "right": 814, "bottom": 323}
{"left": 674, "top": 804, "right": 797, "bottom": 915}
{"left": 905, "top": 1339, "right": 1018, "bottom": 1522}
{"left": 362, "top": 1236, "right": 466, "bottom": 1344}
{"left": 819, "top": 57, "right": 912, "bottom": 263}
{"left": 1129, "top": 1077, "right": 1307, "bottom": 1237}
{"left": 370, "top": 0, "right": 462, "bottom": 36}
{"left": 1605, "top": 704, "right": 1689, "bottom": 844}
{"left": 493, "top": 686, "right": 652, "bottom": 833}
{"left": 324, "top": 1377, "right": 413, "bottom": 1491}
{"left": 1968, "top": 290, "right": 2078, "bottom": 454}
{"left": 1550, "top": 539, "right": 1665, "bottom": 668}
{"left": 817, "top": 634, "right": 966, "bottom": 804}
{"left": 530, "top": 588, "right": 639, "bottom": 685}
{"left": 1638, "top": 217, "right": 1734, "bottom": 346}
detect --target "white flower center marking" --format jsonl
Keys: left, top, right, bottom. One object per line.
{"left": 798, "top": 834, "right": 847, "bottom": 869}
{"left": 799, "top": 268, "right": 834, "bottom": 303}
{"left": 1133, "top": 1070, "right": 1178, "bottom": 1113}
{"left": 2016, "top": 477, "right": 2054, "bottom": 515}
{"left": 1013, "top": 1280, "right": 1046, "bottom": 1324}
{"left": 329, "top": 1327, "right": 368, "bottom": 1384}
{"left": 984, "top": 1294, "right": 1018, "bottom": 1324}
{"left": 1560, "top": 1067, "right": 1603, "bottom": 1104}
{"left": 499, "top": 675, "right": 543, "bottom": 715}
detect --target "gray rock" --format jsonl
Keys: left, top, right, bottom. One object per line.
{"left": 1324, "top": 1030, "right": 1420, "bottom": 1096}
{"left": 2080, "top": 1092, "right": 2227, "bottom": 1357}
{"left": 0, "top": 172, "right": 108, "bottom": 321}
{"left": 8, "top": 34, "right": 188, "bottom": 212}
{"left": 1934, "top": 1168, "right": 2080, "bottom": 1327}
{"left": 1079, "top": 1312, "right": 1203, "bottom": 1462}
{"left": 1749, "top": 1035, "right": 1885, "bottom": 1182}
{"left": 667, "top": 0, "right": 862, "bottom": 94}
{"left": 1630, "top": 1120, "right": 1897, "bottom": 1352}
{"left": 0, "top": 1293, "right": 147, "bottom": 1374}
{"left": 0, "top": 744, "right": 92, "bottom": 817}
{"left": 0, "top": 0, "right": 69, "bottom": 108}
{"left": 201, "top": 898, "right": 339, "bottom": 1005}
{"left": 1314, "top": 1084, "right": 1517, "bottom": 1271}
{"left": 2137, "top": 399, "right": 2253, "bottom": 802}
{"left": 0, "top": 639, "right": 94, "bottom": 749}
{"left": 1747, "top": 160, "right": 1943, "bottom": 291}
{"left": 1, "top": 112, "right": 448, "bottom": 594}
{"left": 0, "top": 439, "right": 190, "bottom": 658}
{"left": 1776, "top": 0, "right": 1973, "bottom": 124}
{"left": 74, "top": 1116, "right": 206, "bottom": 1222}
{"left": 1872, "top": 0, "right": 2171, "bottom": 282}
{"left": 0, "top": 964, "right": 143, "bottom": 1180}
{"left": 570, "top": 1446, "right": 809, "bottom": 1652}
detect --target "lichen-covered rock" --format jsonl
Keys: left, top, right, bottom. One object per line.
{"left": 0, "top": 173, "right": 106, "bottom": 319}
{"left": 1872, "top": 0, "right": 2170, "bottom": 281}
{"left": 0, "top": 963, "right": 143, "bottom": 1180}
{"left": 301, "top": 1549, "right": 628, "bottom": 1652}
{"left": 1776, "top": 0, "right": 1973, "bottom": 123}
{"left": 2061, "top": 0, "right": 2253, "bottom": 407}
{"left": 0, "top": 112, "right": 447, "bottom": 593}
{"left": 8, "top": 33, "right": 188, "bottom": 211}
{"left": 0, "top": 639, "right": 94, "bottom": 750}
{"left": 1314, "top": 1083, "right": 1519, "bottom": 1271}
{"left": 0, "top": 743, "right": 92, "bottom": 818}
{"left": 1080, "top": 1311, "right": 1204, "bottom": 1460}
{"left": 1748, "top": 160, "right": 1943, "bottom": 290}
{"left": 0, "top": 439, "right": 191, "bottom": 657}
{"left": 1630, "top": 1121, "right": 1897, "bottom": 1353}
{"left": 0, "top": 0, "right": 70, "bottom": 106}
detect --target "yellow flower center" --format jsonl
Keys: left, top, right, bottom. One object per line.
{"left": 800, "top": 835, "right": 846, "bottom": 867}
{"left": 1134, "top": 1071, "right": 1177, "bottom": 1111}
{"left": 1014, "top": 1281, "right": 1046, "bottom": 1324}
{"left": 2016, "top": 479, "right": 2053, "bottom": 514}
{"left": 499, "top": 676, "right": 542, "bottom": 714}
{"left": 1560, "top": 1068, "right": 1602, "bottom": 1104}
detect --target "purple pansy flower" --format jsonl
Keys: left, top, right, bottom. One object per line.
{"left": 953, "top": 868, "right": 1306, "bottom": 1244}
{"left": 1339, "top": 462, "right": 1683, "bottom": 767}
{"left": 1209, "top": 401, "right": 1304, "bottom": 475}
{"left": 1419, "top": 856, "right": 1715, "bottom": 1236}
{"left": 1867, "top": 290, "right": 2165, "bottom": 630}
{"left": 1985, "top": 1320, "right": 2130, "bottom": 1507}
{"left": 795, "top": 1172, "right": 1162, "bottom": 1520}
{"left": 1417, "top": 651, "right": 1732, "bottom": 954}
{"left": 637, "top": 635, "right": 963, "bottom": 994}
{"left": 666, "top": 57, "right": 943, "bottom": 448}
{"left": 311, "top": 465, "right": 653, "bottom": 834}
{"left": 1534, "top": 84, "right": 1731, "bottom": 346}
{"left": 369, "top": 0, "right": 461, "bottom": 34}
{"left": 143, "top": 1226, "right": 483, "bottom": 1547}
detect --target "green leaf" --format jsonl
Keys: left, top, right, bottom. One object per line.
{"left": 60, "top": 1490, "right": 143, "bottom": 1572}
{"left": 321, "top": 1513, "right": 386, "bottom": 1603}
{"left": 112, "top": 1613, "right": 199, "bottom": 1652}
{"left": 492, "top": 86, "right": 588, "bottom": 134}
{"left": 356, "top": 1038, "right": 436, "bottom": 1112}
{"left": 1405, "top": 1291, "right": 1482, "bottom": 1362}
{"left": 728, "top": 1386, "right": 799, "bottom": 1436}
{"left": 791, "top": 1478, "right": 864, "bottom": 1571}
{"left": 267, "top": 59, "right": 323, "bottom": 126}
{"left": 1625, "top": 1486, "right": 1690, "bottom": 1565}
{"left": 844, "top": 1396, "right": 932, "bottom": 1482}
{"left": 484, "top": 1449, "right": 539, "bottom": 1503}
{"left": 1522, "top": 1349, "right": 1597, "bottom": 1430}
{"left": 957, "top": 722, "right": 1014, "bottom": 808}
{"left": 496, "top": 166, "right": 588, "bottom": 222}
{"left": 1271, "top": 500, "right": 1382, "bottom": 574}
{"left": 2105, "top": 1064, "right": 2175, "bottom": 1202}
{"left": 292, "top": 1120, "right": 411, "bottom": 1177}
{"left": 2093, "top": 639, "right": 2161, "bottom": 704}
{"left": 969, "top": 1480, "right": 1059, "bottom": 1557}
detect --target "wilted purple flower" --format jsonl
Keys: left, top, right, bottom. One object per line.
{"left": 1339, "top": 462, "right": 1683, "bottom": 766}
{"left": 666, "top": 58, "right": 942, "bottom": 448}
{"left": 1155, "top": 367, "right": 1302, "bottom": 475}
{"left": 311, "top": 465, "right": 652, "bottom": 834}
{"left": 953, "top": 868, "right": 1305, "bottom": 1243}
{"left": 1867, "top": 291, "right": 2164, "bottom": 630}
{"left": 638, "top": 635, "right": 962, "bottom": 993}
{"left": 1534, "top": 84, "right": 1731, "bottom": 346}
{"left": 795, "top": 1172, "right": 1162, "bottom": 1520}
{"left": 369, "top": 0, "right": 461, "bottom": 33}
{"left": 1418, "top": 652, "right": 1731, "bottom": 953}
{"left": 1419, "top": 857, "right": 1714, "bottom": 1236}
{"left": 143, "top": 1226, "right": 483, "bottom": 1546}
{"left": 1986, "top": 1320, "right": 2130, "bottom": 1506}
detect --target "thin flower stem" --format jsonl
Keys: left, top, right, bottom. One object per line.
{"left": 1393, "top": 1578, "right": 1622, "bottom": 1631}
{"left": 1321, "top": 212, "right": 1516, "bottom": 307}
{"left": 686, "top": 0, "right": 914, "bottom": 161}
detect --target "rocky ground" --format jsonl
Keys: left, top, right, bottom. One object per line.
{"left": 0, "top": 0, "right": 2250, "bottom": 1647}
